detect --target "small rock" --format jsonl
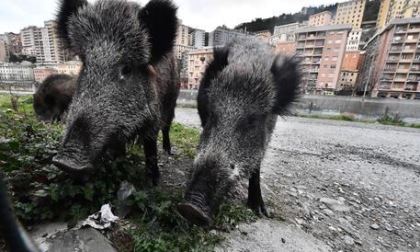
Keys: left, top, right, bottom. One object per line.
{"left": 281, "top": 238, "right": 286, "bottom": 243}
{"left": 343, "top": 235, "right": 355, "bottom": 246}
{"left": 331, "top": 205, "right": 351, "bottom": 212}
{"left": 319, "top": 204, "right": 327, "bottom": 210}
{"left": 323, "top": 209, "right": 334, "bottom": 217}
{"left": 371, "top": 223, "right": 380, "bottom": 230}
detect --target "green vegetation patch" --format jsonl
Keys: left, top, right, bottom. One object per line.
{"left": 0, "top": 94, "right": 258, "bottom": 251}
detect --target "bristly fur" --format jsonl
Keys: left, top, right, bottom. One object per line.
{"left": 182, "top": 37, "right": 302, "bottom": 224}
{"left": 53, "top": 0, "right": 179, "bottom": 180}
{"left": 56, "top": 0, "right": 88, "bottom": 49}
{"left": 270, "top": 55, "right": 302, "bottom": 115}
{"left": 197, "top": 47, "right": 229, "bottom": 127}
{"left": 139, "top": 0, "right": 178, "bottom": 63}
{"left": 40, "top": 74, "right": 73, "bottom": 91}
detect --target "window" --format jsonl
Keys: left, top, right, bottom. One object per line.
{"left": 331, "top": 65, "right": 336, "bottom": 69}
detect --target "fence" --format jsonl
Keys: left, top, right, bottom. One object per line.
{"left": 0, "top": 82, "right": 37, "bottom": 94}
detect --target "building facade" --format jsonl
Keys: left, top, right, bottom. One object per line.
{"left": 296, "top": 24, "right": 352, "bottom": 94}
{"left": 33, "top": 67, "right": 59, "bottom": 82}
{"left": 0, "top": 41, "right": 10, "bottom": 63}
{"left": 275, "top": 41, "right": 296, "bottom": 55}
{"left": 0, "top": 63, "right": 34, "bottom": 81}
{"left": 187, "top": 47, "right": 214, "bottom": 89}
{"left": 308, "top": 11, "right": 332, "bottom": 27}
{"left": 272, "top": 22, "right": 306, "bottom": 44}
{"left": 56, "top": 61, "right": 82, "bottom": 76}
{"left": 333, "top": 0, "right": 366, "bottom": 29}
{"left": 191, "top": 29, "right": 206, "bottom": 48}
{"left": 208, "top": 26, "right": 250, "bottom": 47}
{"left": 367, "top": 18, "right": 420, "bottom": 99}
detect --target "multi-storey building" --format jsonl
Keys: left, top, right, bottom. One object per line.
{"left": 0, "top": 63, "right": 34, "bottom": 81}
{"left": 20, "top": 26, "right": 37, "bottom": 56}
{"left": 33, "top": 67, "right": 59, "bottom": 83}
{"left": 275, "top": 41, "right": 296, "bottom": 55}
{"left": 254, "top": 30, "right": 272, "bottom": 44}
{"left": 271, "top": 22, "right": 306, "bottom": 44}
{"left": 401, "top": 0, "right": 420, "bottom": 18}
{"left": 333, "top": 0, "right": 366, "bottom": 51}
{"left": 295, "top": 24, "right": 352, "bottom": 94}
{"left": 187, "top": 47, "right": 213, "bottom": 89}
{"left": 0, "top": 41, "right": 9, "bottom": 62}
{"left": 191, "top": 29, "right": 206, "bottom": 48}
{"left": 208, "top": 26, "right": 250, "bottom": 47}
{"left": 334, "top": 0, "right": 366, "bottom": 29}
{"left": 56, "top": 61, "right": 82, "bottom": 76}
{"left": 377, "top": 0, "right": 420, "bottom": 29}
{"left": 360, "top": 18, "right": 420, "bottom": 99}
{"left": 42, "top": 20, "right": 64, "bottom": 64}
{"left": 176, "top": 22, "right": 191, "bottom": 46}
{"left": 20, "top": 21, "right": 65, "bottom": 63}
{"left": 308, "top": 11, "right": 332, "bottom": 27}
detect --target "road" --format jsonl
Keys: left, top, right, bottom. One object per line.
{"left": 174, "top": 108, "right": 420, "bottom": 252}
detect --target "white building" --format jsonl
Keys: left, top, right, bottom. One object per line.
{"left": 192, "top": 29, "right": 206, "bottom": 48}
{"left": 0, "top": 63, "right": 34, "bottom": 81}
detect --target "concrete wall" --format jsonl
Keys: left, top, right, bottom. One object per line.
{"left": 177, "top": 90, "right": 420, "bottom": 120}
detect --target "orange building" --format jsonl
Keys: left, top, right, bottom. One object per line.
{"left": 187, "top": 47, "right": 214, "bottom": 89}
{"left": 342, "top": 51, "right": 363, "bottom": 70}
{"left": 275, "top": 41, "right": 296, "bottom": 55}
{"left": 33, "top": 67, "right": 58, "bottom": 82}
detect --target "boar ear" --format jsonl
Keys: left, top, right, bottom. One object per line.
{"left": 202, "top": 47, "right": 230, "bottom": 84}
{"left": 139, "top": 0, "right": 178, "bottom": 63}
{"left": 56, "top": 0, "right": 88, "bottom": 49}
{"left": 270, "top": 55, "right": 302, "bottom": 115}
{"left": 197, "top": 47, "right": 230, "bottom": 127}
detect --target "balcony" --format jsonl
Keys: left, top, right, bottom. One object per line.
{"left": 392, "top": 39, "right": 404, "bottom": 44}
{"left": 395, "top": 29, "right": 407, "bottom": 34}
{"left": 396, "top": 68, "right": 410, "bottom": 73}
{"left": 387, "top": 58, "right": 399, "bottom": 63}
{"left": 407, "top": 27, "right": 420, "bottom": 33}
{"left": 402, "top": 48, "right": 415, "bottom": 53}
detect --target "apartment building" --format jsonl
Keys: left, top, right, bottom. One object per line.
{"left": 254, "top": 30, "right": 272, "bottom": 44}
{"left": 56, "top": 61, "right": 82, "bottom": 76}
{"left": 275, "top": 41, "right": 296, "bottom": 55}
{"left": 0, "top": 41, "right": 9, "bottom": 62}
{"left": 208, "top": 26, "right": 250, "bottom": 47}
{"left": 20, "top": 26, "right": 37, "bottom": 55}
{"left": 33, "top": 67, "right": 58, "bottom": 83}
{"left": 191, "top": 29, "right": 206, "bottom": 48}
{"left": 176, "top": 22, "right": 191, "bottom": 46}
{"left": 0, "top": 63, "right": 34, "bottom": 81}
{"left": 271, "top": 22, "right": 306, "bottom": 44}
{"left": 187, "top": 47, "right": 213, "bottom": 89}
{"left": 295, "top": 24, "right": 352, "bottom": 94}
{"left": 308, "top": 11, "right": 332, "bottom": 27}
{"left": 20, "top": 21, "right": 64, "bottom": 63}
{"left": 362, "top": 18, "right": 420, "bottom": 99}
{"left": 377, "top": 0, "right": 420, "bottom": 29}
{"left": 334, "top": 0, "right": 366, "bottom": 28}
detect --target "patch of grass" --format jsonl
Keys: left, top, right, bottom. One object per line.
{"left": 165, "top": 122, "right": 200, "bottom": 159}
{"left": 377, "top": 114, "right": 406, "bottom": 127}
{"left": 329, "top": 113, "right": 356, "bottom": 122}
{"left": 1, "top": 94, "right": 256, "bottom": 251}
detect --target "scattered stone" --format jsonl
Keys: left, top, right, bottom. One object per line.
{"left": 343, "top": 235, "right": 355, "bottom": 246}
{"left": 281, "top": 238, "right": 286, "bottom": 243}
{"left": 323, "top": 209, "right": 334, "bottom": 217}
{"left": 371, "top": 223, "right": 380, "bottom": 230}
{"left": 330, "top": 205, "right": 351, "bottom": 212}
{"left": 319, "top": 204, "right": 327, "bottom": 210}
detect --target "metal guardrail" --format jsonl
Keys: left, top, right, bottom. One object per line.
{"left": 0, "top": 82, "right": 37, "bottom": 94}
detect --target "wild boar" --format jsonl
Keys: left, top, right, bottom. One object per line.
{"left": 178, "top": 37, "right": 301, "bottom": 225}
{"left": 33, "top": 74, "right": 76, "bottom": 123}
{"left": 52, "top": 0, "right": 180, "bottom": 185}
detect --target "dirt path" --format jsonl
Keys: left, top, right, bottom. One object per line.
{"left": 175, "top": 108, "right": 420, "bottom": 252}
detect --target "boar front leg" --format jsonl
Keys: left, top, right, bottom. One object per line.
{"left": 162, "top": 125, "right": 171, "bottom": 155}
{"left": 144, "top": 136, "right": 159, "bottom": 186}
{"left": 247, "top": 169, "right": 270, "bottom": 217}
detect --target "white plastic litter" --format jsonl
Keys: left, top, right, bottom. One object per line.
{"left": 73, "top": 204, "right": 119, "bottom": 230}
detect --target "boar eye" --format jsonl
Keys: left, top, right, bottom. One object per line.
{"left": 120, "top": 65, "right": 132, "bottom": 79}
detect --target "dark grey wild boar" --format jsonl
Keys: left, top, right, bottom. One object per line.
{"left": 52, "top": 0, "right": 180, "bottom": 185}
{"left": 33, "top": 74, "right": 76, "bottom": 123}
{"left": 178, "top": 37, "right": 301, "bottom": 226}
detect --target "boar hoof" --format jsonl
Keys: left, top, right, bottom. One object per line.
{"left": 177, "top": 202, "right": 211, "bottom": 226}
{"left": 247, "top": 198, "right": 270, "bottom": 218}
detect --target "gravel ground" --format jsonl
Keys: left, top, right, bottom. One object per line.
{"left": 174, "top": 108, "right": 420, "bottom": 252}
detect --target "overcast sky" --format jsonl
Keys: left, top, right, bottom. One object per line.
{"left": 0, "top": 0, "right": 342, "bottom": 34}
